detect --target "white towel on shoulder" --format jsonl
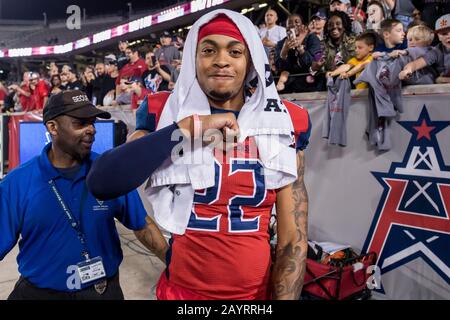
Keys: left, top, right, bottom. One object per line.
{"left": 145, "top": 9, "right": 298, "bottom": 235}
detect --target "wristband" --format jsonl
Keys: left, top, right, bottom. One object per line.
{"left": 192, "top": 114, "right": 201, "bottom": 139}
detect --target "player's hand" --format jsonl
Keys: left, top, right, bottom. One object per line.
{"left": 177, "top": 113, "right": 239, "bottom": 140}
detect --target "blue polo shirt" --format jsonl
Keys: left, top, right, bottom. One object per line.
{"left": 0, "top": 143, "right": 147, "bottom": 292}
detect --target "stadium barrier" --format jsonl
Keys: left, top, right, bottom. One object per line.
{"left": 1, "top": 84, "right": 450, "bottom": 299}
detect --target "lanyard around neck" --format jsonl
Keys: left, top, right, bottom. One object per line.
{"left": 48, "top": 179, "right": 90, "bottom": 260}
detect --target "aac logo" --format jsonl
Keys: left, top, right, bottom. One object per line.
{"left": 363, "top": 106, "right": 450, "bottom": 294}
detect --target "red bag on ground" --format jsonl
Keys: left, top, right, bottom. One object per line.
{"left": 302, "top": 252, "right": 377, "bottom": 300}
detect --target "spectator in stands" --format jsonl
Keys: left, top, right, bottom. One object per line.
{"left": 373, "top": 18, "right": 406, "bottom": 57}
{"left": 82, "top": 66, "right": 96, "bottom": 100}
{"left": 65, "top": 66, "right": 84, "bottom": 91}
{"left": 168, "top": 59, "right": 182, "bottom": 91}
{"left": 29, "top": 72, "right": 49, "bottom": 111}
{"left": 92, "top": 63, "right": 116, "bottom": 106}
{"left": 396, "top": 25, "right": 437, "bottom": 85}
{"left": 0, "top": 82, "right": 7, "bottom": 107}
{"left": 399, "top": 14, "right": 450, "bottom": 84}
{"left": 258, "top": 8, "right": 287, "bottom": 57}
{"left": 105, "top": 56, "right": 120, "bottom": 81}
{"left": 127, "top": 76, "right": 148, "bottom": 110}
{"left": 310, "top": 10, "right": 327, "bottom": 41}
{"left": 142, "top": 51, "right": 171, "bottom": 93}
{"left": 173, "top": 35, "right": 185, "bottom": 53}
{"left": 59, "top": 71, "right": 69, "bottom": 90}
{"left": 329, "top": 0, "right": 364, "bottom": 35}
{"left": 112, "top": 78, "right": 132, "bottom": 106}
{"left": 155, "top": 31, "right": 182, "bottom": 70}
{"left": 406, "top": 25, "right": 435, "bottom": 48}
{"left": 49, "top": 74, "right": 62, "bottom": 96}
{"left": 412, "top": 8, "right": 421, "bottom": 24}
{"left": 320, "top": 11, "right": 356, "bottom": 74}
{"left": 8, "top": 72, "right": 31, "bottom": 111}
{"left": 421, "top": 1, "right": 450, "bottom": 33}
{"left": 48, "top": 62, "right": 59, "bottom": 78}
{"left": 117, "top": 40, "right": 129, "bottom": 70}
{"left": 117, "top": 44, "right": 147, "bottom": 87}
{"left": 378, "top": 0, "right": 394, "bottom": 19}
{"left": 366, "top": 0, "right": 386, "bottom": 32}
{"left": 275, "top": 14, "right": 322, "bottom": 93}
{"left": 390, "top": 0, "right": 416, "bottom": 30}
{"left": 326, "top": 32, "right": 376, "bottom": 89}
{"left": 62, "top": 64, "right": 72, "bottom": 74}
{"left": 1, "top": 86, "right": 15, "bottom": 113}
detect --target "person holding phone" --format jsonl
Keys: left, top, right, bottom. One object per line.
{"left": 142, "top": 51, "right": 171, "bottom": 93}
{"left": 275, "top": 14, "right": 322, "bottom": 93}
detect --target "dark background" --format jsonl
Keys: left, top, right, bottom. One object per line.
{"left": 0, "top": 0, "right": 182, "bottom": 20}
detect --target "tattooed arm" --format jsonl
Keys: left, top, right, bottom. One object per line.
{"left": 271, "top": 151, "right": 308, "bottom": 300}
{"left": 134, "top": 215, "right": 169, "bottom": 264}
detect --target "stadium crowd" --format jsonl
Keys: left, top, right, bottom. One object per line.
{"left": 0, "top": 0, "right": 449, "bottom": 113}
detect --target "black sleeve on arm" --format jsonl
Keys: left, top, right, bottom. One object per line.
{"left": 87, "top": 122, "right": 181, "bottom": 200}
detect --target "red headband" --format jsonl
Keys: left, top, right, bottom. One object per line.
{"left": 198, "top": 14, "right": 246, "bottom": 45}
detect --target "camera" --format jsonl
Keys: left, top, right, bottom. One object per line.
{"left": 288, "top": 28, "right": 296, "bottom": 40}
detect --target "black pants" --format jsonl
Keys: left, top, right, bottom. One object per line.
{"left": 7, "top": 273, "right": 124, "bottom": 300}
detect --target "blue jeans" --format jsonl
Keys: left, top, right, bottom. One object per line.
{"left": 395, "top": 14, "right": 414, "bottom": 30}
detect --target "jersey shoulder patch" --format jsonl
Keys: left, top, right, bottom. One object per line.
{"left": 282, "top": 99, "right": 311, "bottom": 151}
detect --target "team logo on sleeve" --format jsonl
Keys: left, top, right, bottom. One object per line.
{"left": 362, "top": 106, "right": 450, "bottom": 294}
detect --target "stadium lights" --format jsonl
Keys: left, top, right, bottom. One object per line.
{"left": 191, "top": 0, "right": 224, "bottom": 13}
{"left": 0, "top": 0, "right": 229, "bottom": 58}
{"left": 240, "top": 6, "right": 256, "bottom": 14}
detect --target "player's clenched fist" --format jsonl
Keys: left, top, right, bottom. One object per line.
{"left": 177, "top": 112, "right": 240, "bottom": 140}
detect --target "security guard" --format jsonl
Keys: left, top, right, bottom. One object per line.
{"left": 0, "top": 90, "right": 167, "bottom": 300}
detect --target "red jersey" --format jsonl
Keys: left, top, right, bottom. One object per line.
{"left": 116, "top": 58, "right": 147, "bottom": 85}
{"left": 140, "top": 92, "right": 311, "bottom": 299}
{"left": 19, "top": 84, "right": 31, "bottom": 111}
{"left": 29, "top": 80, "right": 48, "bottom": 110}
{"left": 0, "top": 88, "right": 6, "bottom": 102}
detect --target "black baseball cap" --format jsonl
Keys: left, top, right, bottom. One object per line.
{"left": 160, "top": 31, "right": 172, "bottom": 38}
{"left": 43, "top": 90, "right": 111, "bottom": 123}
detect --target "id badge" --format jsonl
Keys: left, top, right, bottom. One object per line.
{"left": 76, "top": 256, "right": 106, "bottom": 284}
